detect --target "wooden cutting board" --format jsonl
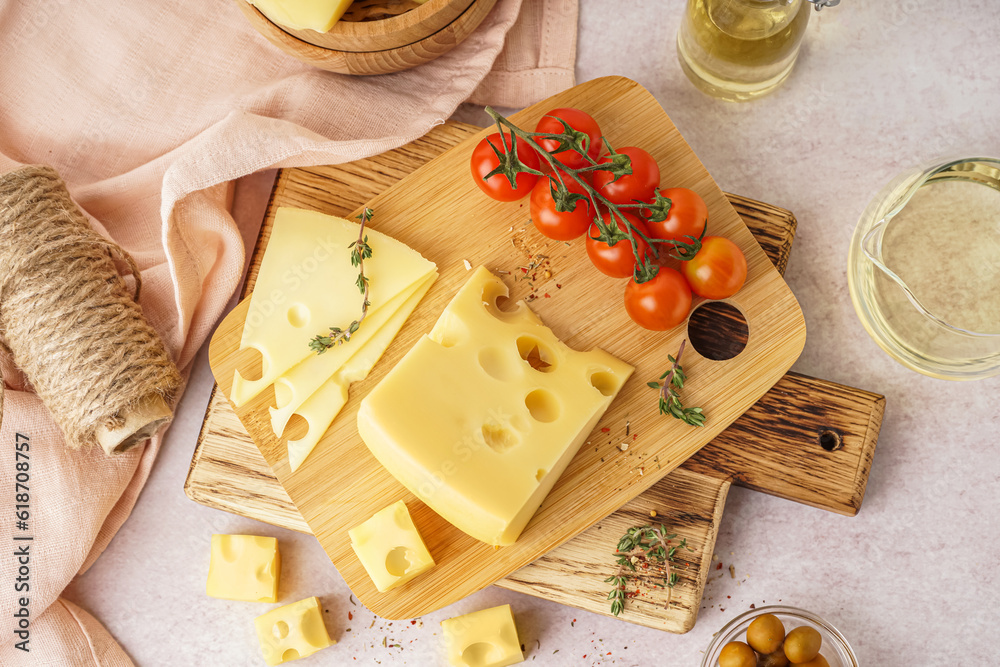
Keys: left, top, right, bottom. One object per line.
{"left": 189, "top": 121, "right": 882, "bottom": 633}
{"left": 206, "top": 77, "right": 808, "bottom": 620}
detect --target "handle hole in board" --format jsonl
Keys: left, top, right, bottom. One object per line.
{"left": 819, "top": 429, "right": 843, "bottom": 452}
{"left": 686, "top": 301, "right": 749, "bottom": 361}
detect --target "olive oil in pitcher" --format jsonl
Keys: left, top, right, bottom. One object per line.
{"left": 849, "top": 158, "right": 1000, "bottom": 380}
{"left": 677, "top": 0, "right": 837, "bottom": 101}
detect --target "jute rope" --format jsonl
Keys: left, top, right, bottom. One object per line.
{"left": 0, "top": 165, "right": 181, "bottom": 453}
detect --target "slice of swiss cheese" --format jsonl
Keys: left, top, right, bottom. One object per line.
{"left": 358, "top": 267, "right": 634, "bottom": 546}
{"left": 270, "top": 273, "right": 434, "bottom": 439}
{"left": 231, "top": 207, "right": 436, "bottom": 408}
{"left": 284, "top": 275, "right": 435, "bottom": 472}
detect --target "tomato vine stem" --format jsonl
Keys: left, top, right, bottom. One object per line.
{"left": 485, "top": 107, "right": 668, "bottom": 282}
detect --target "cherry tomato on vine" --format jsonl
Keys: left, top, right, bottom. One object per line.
{"left": 534, "top": 108, "right": 603, "bottom": 169}
{"left": 586, "top": 211, "right": 652, "bottom": 279}
{"left": 682, "top": 236, "right": 748, "bottom": 300}
{"left": 592, "top": 147, "right": 660, "bottom": 205}
{"left": 470, "top": 132, "right": 540, "bottom": 202}
{"left": 624, "top": 267, "right": 692, "bottom": 331}
{"left": 530, "top": 174, "right": 594, "bottom": 241}
{"left": 644, "top": 187, "right": 708, "bottom": 253}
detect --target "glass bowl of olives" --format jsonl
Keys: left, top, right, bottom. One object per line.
{"left": 701, "top": 605, "right": 858, "bottom": 667}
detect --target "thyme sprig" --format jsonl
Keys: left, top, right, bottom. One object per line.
{"left": 309, "top": 207, "right": 374, "bottom": 354}
{"left": 647, "top": 339, "right": 706, "bottom": 427}
{"left": 604, "top": 524, "right": 690, "bottom": 616}
{"left": 484, "top": 108, "right": 691, "bottom": 284}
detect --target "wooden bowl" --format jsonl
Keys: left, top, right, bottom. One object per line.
{"left": 237, "top": 0, "right": 499, "bottom": 75}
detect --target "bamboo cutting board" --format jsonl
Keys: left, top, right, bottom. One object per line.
{"left": 207, "top": 77, "right": 807, "bottom": 619}
{"left": 189, "top": 121, "right": 882, "bottom": 632}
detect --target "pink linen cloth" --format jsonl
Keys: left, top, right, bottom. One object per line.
{"left": 0, "top": 0, "right": 578, "bottom": 664}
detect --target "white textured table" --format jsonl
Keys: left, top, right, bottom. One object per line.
{"left": 64, "top": 2, "right": 1000, "bottom": 665}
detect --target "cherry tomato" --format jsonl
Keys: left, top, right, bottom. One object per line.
{"left": 592, "top": 147, "right": 660, "bottom": 205}
{"left": 586, "top": 211, "right": 652, "bottom": 279}
{"left": 534, "top": 108, "right": 603, "bottom": 169}
{"left": 530, "top": 174, "right": 594, "bottom": 241}
{"left": 682, "top": 236, "right": 748, "bottom": 299}
{"left": 470, "top": 132, "right": 540, "bottom": 202}
{"left": 645, "top": 187, "right": 708, "bottom": 251}
{"left": 624, "top": 268, "right": 692, "bottom": 331}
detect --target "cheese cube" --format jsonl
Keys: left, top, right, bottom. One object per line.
{"left": 349, "top": 500, "right": 435, "bottom": 593}
{"left": 254, "top": 596, "right": 333, "bottom": 666}
{"left": 206, "top": 535, "right": 280, "bottom": 603}
{"left": 358, "top": 267, "right": 633, "bottom": 546}
{"left": 247, "top": 0, "right": 353, "bottom": 33}
{"left": 441, "top": 604, "right": 523, "bottom": 667}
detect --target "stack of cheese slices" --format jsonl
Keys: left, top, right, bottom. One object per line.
{"left": 230, "top": 207, "right": 437, "bottom": 472}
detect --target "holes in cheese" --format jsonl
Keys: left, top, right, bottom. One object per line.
{"left": 516, "top": 336, "right": 556, "bottom": 372}
{"left": 589, "top": 370, "right": 619, "bottom": 397}
{"left": 524, "top": 389, "right": 560, "bottom": 423}
{"left": 441, "top": 604, "right": 523, "bottom": 667}
{"left": 285, "top": 303, "right": 309, "bottom": 328}
{"left": 477, "top": 347, "right": 516, "bottom": 381}
{"left": 384, "top": 546, "right": 411, "bottom": 577}
{"left": 349, "top": 501, "right": 435, "bottom": 593}
{"left": 253, "top": 596, "right": 333, "bottom": 666}
{"left": 357, "top": 266, "right": 634, "bottom": 546}
{"left": 481, "top": 420, "right": 519, "bottom": 453}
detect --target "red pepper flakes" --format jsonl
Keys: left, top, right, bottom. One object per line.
{"left": 410, "top": 620, "right": 417, "bottom": 625}
{"left": 544, "top": 293, "right": 551, "bottom": 298}
{"left": 556, "top": 284, "right": 562, "bottom": 289}
{"left": 716, "top": 563, "right": 723, "bottom": 570}
{"left": 348, "top": 612, "right": 353, "bottom": 620}
{"left": 601, "top": 427, "right": 610, "bottom": 433}
{"left": 750, "top": 603, "right": 756, "bottom": 609}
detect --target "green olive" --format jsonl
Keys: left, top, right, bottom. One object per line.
{"left": 747, "top": 614, "right": 786, "bottom": 654}
{"left": 784, "top": 626, "right": 822, "bottom": 663}
{"left": 719, "top": 640, "right": 758, "bottom": 667}
{"left": 758, "top": 648, "right": 790, "bottom": 667}
{"left": 796, "top": 655, "right": 830, "bottom": 667}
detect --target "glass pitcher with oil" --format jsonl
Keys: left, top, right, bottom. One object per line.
{"left": 677, "top": 0, "right": 838, "bottom": 101}
{"left": 849, "top": 158, "right": 1000, "bottom": 380}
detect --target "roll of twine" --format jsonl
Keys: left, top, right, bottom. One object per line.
{"left": 0, "top": 165, "right": 181, "bottom": 453}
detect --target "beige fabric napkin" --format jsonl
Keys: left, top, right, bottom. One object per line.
{"left": 472, "top": 0, "right": 579, "bottom": 107}
{"left": 0, "top": 0, "right": 577, "bottom": 664}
